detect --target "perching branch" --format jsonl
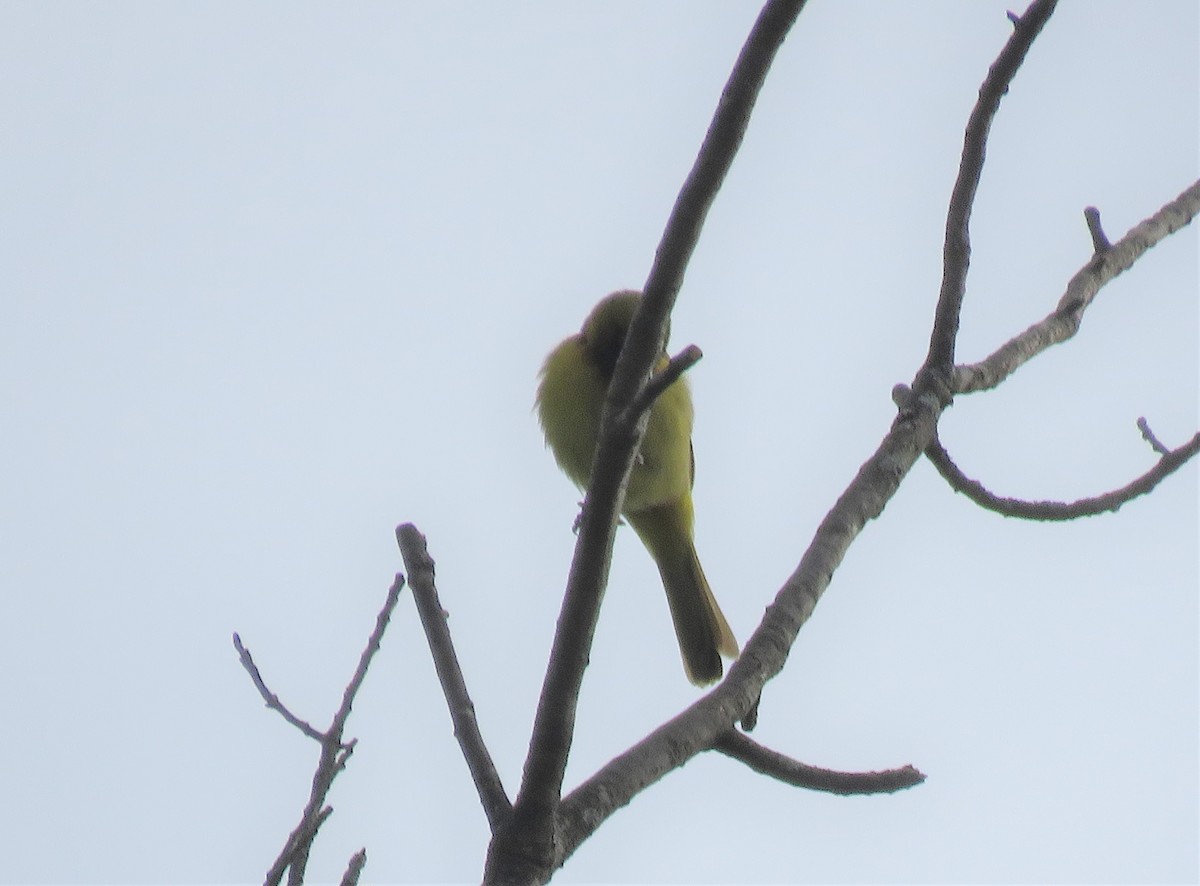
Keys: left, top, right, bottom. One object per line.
{"left": 397, "top": 523, "right": 512, "bottom": 832}
{"left": 236, "top": 573, "right": 403, "bottom": 886}
{"left": 493, "top": 4, "right": 809, "bottom": 882}
{"left": 712, "top": 731, "right": 925, "bottom": 795}
{"left": 638, "top": 0, "right": 810, "bottom": 322}
{"left": 553, "top": 3, "right": 1066, "bottom": 860}
{"left": 925, "top": 429, "right": 1200, "bottom": 520}
{"left": 953, "top": 180, "right": 1200, "bottom": 395}
{"left": 922, "top": 0, "right": 1057, "bottom": 381}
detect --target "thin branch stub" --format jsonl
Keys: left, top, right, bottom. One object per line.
{"left": 1084, "top": 206, "right": 1111, "bottom": 253}
{"left": 1137, "top": 417, "right": 1171, "bottom": 456}
{"left": 624, "top": 344, "right": 703, "bottom": 424}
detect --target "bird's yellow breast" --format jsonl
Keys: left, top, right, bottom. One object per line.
{"left": 536, "top": 335, "right": 695, "bottom": 517}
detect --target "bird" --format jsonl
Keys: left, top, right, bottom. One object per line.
{"left": 535, "top": 290, "right": 738, "bottom": 685}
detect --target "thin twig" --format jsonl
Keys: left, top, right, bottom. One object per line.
{"left": 712, "top": 731, "right": 925, "bottom": 795}
{"left": 922, "top": 0, "right": 1057, "bottom": 380}
{"left": 623, "top": 344, "right": 703, "bottom": 424}
{"left": 953, "top": 180, "right": 1200, "bottom": 395}
{"left": 925, "top": 431, "right": 1200, "bottom": 520}
{"left": 330, "top": 576, "right": 406, "bottom": 738}
{"left": 1137, "top": 417, "right": 1171, "bottom": 456}
{"left": 1084, "top": 206, "right": 1111, "bottom": 253}
{"left": 233, "top": 633, "right": 326, "bottom": 743}
{"left": 397, "top": 523, "right": 512, "bottom": 832}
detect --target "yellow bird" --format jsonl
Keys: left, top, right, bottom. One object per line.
{"left": 536, "top": 290, "right": 738, "bottom": 685}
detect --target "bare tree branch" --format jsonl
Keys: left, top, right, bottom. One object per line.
{"left": 1138, "top": 417, "right": 1172, "bottom": 456}
{"left": 922, "top": 0, "right": 1057, "bottom": 379}
{"left": 493, "top": 5, "right": 810, "bottom": 882}
{"left": 555, "top": 394, "right": 944, "bottom": 863}
{"left": 1084, "top": 205, "right": 1111, "bottom": 253}
{"left": 396, "top": 522, "right": 512, "bottom": 832}
{"left": 270, "top": 804, "right": 334, "bottom": 886}
{"left": 237, "top": 574, "right": 403, "bottom": 886}
{"left": 333, "top": 578, "right": 405, "bottom": 738}
{"left": 925, "top": 429, "right": 1200, "bottom": 520}
{"left": 712, "top": 731, "right": 925, "bottom": 795}
{"left": 953, "top": 179, "right": 1200, "bottom": 395}
{"left": 339, "top": 848, "right": 367, "bottom": 886}
{"left": 551, "top": 2, "right": 1068, "bottom": 862}
{"left": 623, "top": 344, "right": 704, "bottom": 425}
{"left": 233, "top": 633, "right": 326, "bottom": 743}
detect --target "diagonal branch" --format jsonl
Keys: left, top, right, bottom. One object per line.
{"left": 1138, "top": 417, "right": 1172, "bottom": 456}
{"left": 498, "top": 5, "right": 809, "bottom": 879}
{"left": 637, "top": 0, "right": 808, "bottom": 326}
{"left": 332, "top": 575, "right": 406, "bottom": 740}
{"left": 926, "top": 429, "right": 1200, "bottom": 520}
{"left": 623, "top": 344, "right": 704, "bottom": 424}
{"left": 922, "top": 0, "right": 1057, "bottom": 379}
{"left": 339, "top": 848, "right": 367, "bottom": 886}
{"left": 953, "top": 180, "right": 1200, "bottom": 394}
{"left": 234, "top": 633, "right": 326, "bottom": 743}
{"left": 712, "top": 730, "right": 925, "bottom": 795}
{"left": 397, "top": 522, "right": 512, "bottom": 832}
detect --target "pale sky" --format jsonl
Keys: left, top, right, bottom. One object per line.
{"left": 1, "top": 2, "right": 1196, "bottom": 883}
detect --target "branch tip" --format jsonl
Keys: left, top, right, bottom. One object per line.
{"left": 953, "top": 180, "right": 1200, "bottom": 395}
{"left": 1137, "top": 417, "right": 1171, "bottom": 456}
{"left": 924, "top": 0, "right": 1057, "bottom": 371}
{"left": 233, "top": 631, "right": 325, "bottom": 743}
{"left": 1084, "top": 205, "right": 1112, "bottom": 253}
{"left": 340, "top": 848, "right": 367, "bottom": 886}
{"left": 626, "top": 343, "right": 703, "bottom": 422}
{"left": 713, "top": 731, "right": 925, "bottom": 795}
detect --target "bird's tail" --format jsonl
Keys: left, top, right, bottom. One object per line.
{"left": 627, "top": 503, "right": 738, "bottom": 686}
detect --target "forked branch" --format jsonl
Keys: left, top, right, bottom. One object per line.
{"left": 235, "top": 575, "right": 404, "bottom": 886}
{"left": 953, "top": 180, "right": 1200, "bottom": 395}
